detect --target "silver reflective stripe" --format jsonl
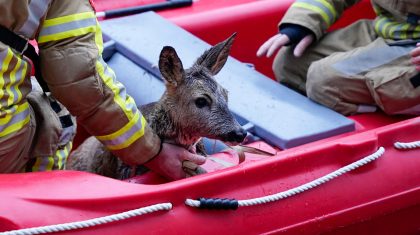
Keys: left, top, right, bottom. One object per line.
{"left": 59, "top": 125, "right": 76, "bottom": 146}
{"left": 100, "top": 112, "right": 144, "bottom": 147}
{"left": 356, "top": 105, "right": 377, "bottom": 113}
{"left": 296, "top": 0, "right": 335, "bottom": 24}
{"left": 332, "top": 44, "right": 415, "bottom": 76}
{"left": 12, "top": 59, "right": 26, "bottom": 104}
{"left": 0, "top": 106, "right": 29, "bottom": 132}
{"left": 18, "top": 0, "right": 52, "bottom": 38}
{"left": 39, "top": 17, "right": 96, "bottom": 37}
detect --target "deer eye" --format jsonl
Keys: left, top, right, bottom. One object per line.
{"left": 195, "top": 97, "right": 209, "bottom": 108}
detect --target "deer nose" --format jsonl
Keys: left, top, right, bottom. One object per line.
{"left": 226, "top": 128, "right": 247, "bottom": 143}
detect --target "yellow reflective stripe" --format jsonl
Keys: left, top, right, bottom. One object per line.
{"left": 94, "top": 20, "right": 104, "bottom": 54}
{"left": 13, "top": 59, "right": 27, "bottom": 105}
{"left": 292, "top": 2, "right": 332, "bottom": 26}
{"left": 315, "top": 0, "right": 336, "bottom": 21}
{"left": 102, "top": 116, "right": 147, "bottom": 150}
{"left": 400, "top": 24, "right": 411, "bottom": 39}
{"left": 381, "top": 22, "right": 391, "bottom": 38}
{"left": 0, "top": 102, "right": 28, "bottom": 125}
{"left": 45, "top": 156, "right": 55, "bottom": 171}
{"left": 38, "top": 26, "right": 96, "bottom": 43}
{"left": 374, "top": 17, "right": 387, "bottom": 34}
{"left": 57, "top": 141, "right": 72, "bottom": 170}
{"left": 0, "top": 49, "right": 13, "bottom": 97}
{"left": 60, "top": 141, "right": 72, "bottom": 170}
{"left": 95, "top": 60, "right": 136, "bottom": 119}
{"left": 0, "top": 102, "right": 30, "bottom": 137}
{"left": 31, "top": 141, "right": 73, "bottom": 172}
{"left": 6, "top": 58, "right": 21, "bottom": 106}
{"left": 42, "top": 12, "right": 95, "bottom": 27}
{"left": 414, "top": 25, "right": 420, "bottom": 38}
{"left": 97, "top": 111, "right": 140, "bottom": 141}
{"left": 375, "top": 16, "right": 420, "bottom": 39}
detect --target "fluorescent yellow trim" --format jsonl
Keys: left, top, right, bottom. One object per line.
{"left": 106, "top": 116, "right": 147, "bottom": 150}
{"left": 14, "top": 59, "right": 27, "bottom": 104}
{"left": 94, "top": 20, "right": 104, "bottom": 54}
{"left": 6, "top": 58, "right": 21, "bottom": 106}
{"left": 293, "top": 2, "right": 331, "bottom": 26}
{"left": 95, "top": 60, "right": 135, "bottom": 119}
{"left": 414, "top": 25, "right": 420, "bottom": 38}
{"left": 97, "top": 111, "right": 140, "bottom": 141}
{"left": 374, "top": 17, "right": 387, "bottom": 34}
{"left": 42, "top": 12, "right": 96, "bottom": 27}
{"left": 400, "top": 24, "right": 410, "bottom": 39}
{"left": 381, "top": 22, "right": 392, "bottom": 38}
{"left": 44, "top": 156, "right": 55, "bottom": 171}
{"left": 315, "top": 0, "right": 336, "bottom": 21}
{"left": 0, "top": 102, "right": 29, "bottom": 125}
{"left": 0, "top": 49, "right": 13, "bottom": 101}
{"left": 38, "top": 26, "right": 96, "bottom": 43}
{"left": 0, "top": 111, "right": 30, "bottom": 137}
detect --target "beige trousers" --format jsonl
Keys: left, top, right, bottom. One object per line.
{"left": 273, "top": 20, "right": 420, "bottom": 116}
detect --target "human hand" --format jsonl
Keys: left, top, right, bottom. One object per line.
{"left": 256, "top": 33, "right": 314, "bottom": 58}
{"left": 410, "top": 42, "right": 420, "bottom": 71}
{"left": 144, "top": 142, "right": 206, "bottom": 180}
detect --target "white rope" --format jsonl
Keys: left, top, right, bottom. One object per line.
{"left": 1, "top": 203, "right": 172, "bottom": 235}
{"left": 394, "top": 140, "right": 420, "bottom": 150}
{"left": 185, "top": 147, "right": 385, "bottom": 208}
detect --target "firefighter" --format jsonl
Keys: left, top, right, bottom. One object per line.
{"left": 0, "top": 0, "right": 205, "bottom": 180}
{"left": 257, "top": 0, "right": 420, "bottom": 116}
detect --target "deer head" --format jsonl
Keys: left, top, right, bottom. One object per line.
{"left": 157, "top": 33, "right": 246, "bottom": 147}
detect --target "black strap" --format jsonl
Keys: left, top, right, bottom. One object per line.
{"left": 0, "top": 25, "right": 50, "bottom": 92}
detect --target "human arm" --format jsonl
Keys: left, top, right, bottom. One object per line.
{"left": 257, "top": 0, "right": 360, "bottom": 57}
{"left": 37, "top": 0, "right": 162, "bottom": 166}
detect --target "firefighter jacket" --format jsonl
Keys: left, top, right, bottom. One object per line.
{"left": 0, "top": 0, "right": 161, "bottom": 172}
{"left": 280, "top": 0, "right": 420, "bottom": 41}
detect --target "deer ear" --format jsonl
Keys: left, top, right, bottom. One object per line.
{"left": 195, "top": 32, "right": 236, "bottom": 75}
{"left": 159, "top": 46, "right": 185, "bottom": 87}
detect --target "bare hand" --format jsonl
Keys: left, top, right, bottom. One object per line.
{"left": 144, "top": 142, "right": 206, "bottom": 180}
{"left": 256, "top": 33, "right": 314, "bottom": 58}
{"left": 410, "top": 42, "right": 420, "bottom": 71}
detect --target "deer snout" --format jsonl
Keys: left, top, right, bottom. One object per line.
{"left": 226, "top": 128, "right": 247, "bottom": 144}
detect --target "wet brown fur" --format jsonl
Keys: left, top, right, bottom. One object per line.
{"left": 68, "top": 33, "right": 245, "bottom": 179}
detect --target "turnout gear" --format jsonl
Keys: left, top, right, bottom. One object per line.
{"left": 273, "top": 0, "right": 420, "bottom": 115}
{"left": 0, "top": 0, "right": 161, "bottom": 172}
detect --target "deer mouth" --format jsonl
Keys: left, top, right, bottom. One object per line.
{"left": 217, "top": 128, "right": 248, "bottom": 145}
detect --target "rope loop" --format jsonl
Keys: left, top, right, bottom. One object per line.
{"left": 185, "top": 147, "right": 385, "bottom": 209}
{"left": 394, "top": 141, "right": 420, "bottom": 150}
{"left": 1, "top": 203, "right": 172, "bottom": 235}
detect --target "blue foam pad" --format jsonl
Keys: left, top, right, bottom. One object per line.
{"left": 100, "top": 12, "right": 355, "bottom": 149}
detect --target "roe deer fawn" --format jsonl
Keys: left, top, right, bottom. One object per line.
{"left": 68, "top": 33, "right": 247, "bottom": 179}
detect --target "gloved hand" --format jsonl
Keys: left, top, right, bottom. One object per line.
{"left": 410, "top": 42, "right": 420, "bottom": 71}
{"left": 144, "top": 142, "right": 206, "bottom": 180}
{"left": 257, "top": 25, "right": 314, "bottom": 58}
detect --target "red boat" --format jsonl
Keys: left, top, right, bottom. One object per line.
{"left": 0, "top": 0, "right": 419, "bottom": 234}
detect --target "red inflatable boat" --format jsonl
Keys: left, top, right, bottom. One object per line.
{"left": 1, "top": 0, "right": 419, "bottom": 234}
